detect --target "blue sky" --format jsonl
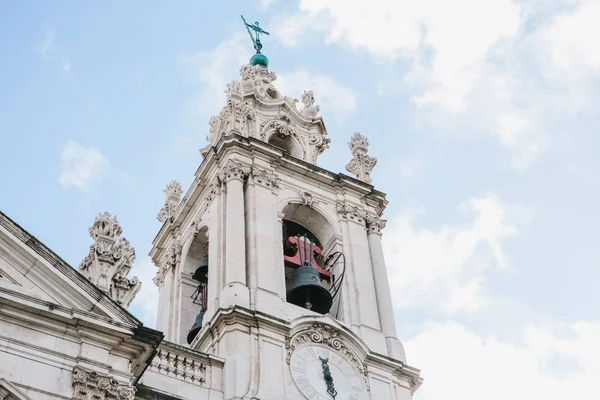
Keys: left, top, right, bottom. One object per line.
{"left": 1, "top": 1, "right": 600, "bottom": 398}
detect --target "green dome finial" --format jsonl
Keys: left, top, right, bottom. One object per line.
{"left": 241, "top": 15, "right": 270, "bottom": 68}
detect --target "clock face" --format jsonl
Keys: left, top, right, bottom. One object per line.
{"left": 290, "top": 345, "right": 367, "bottom": 400}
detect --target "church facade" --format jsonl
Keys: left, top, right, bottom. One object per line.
{"left": 0, "top": 58, "right": 422, "bottom": 400}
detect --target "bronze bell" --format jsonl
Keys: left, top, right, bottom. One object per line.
{"left": 287, "top": 265, "right": 332, "bottom": 314}
{"left": 187, "top": 310, "right": 205, "bottom": 345}
{"left": 192, "top": 253, "right": 208, "bottom": 283}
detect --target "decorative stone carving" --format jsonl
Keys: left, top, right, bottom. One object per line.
{"left": 300, "top": 90, "right": 320, "bottom": 119}
{"left": 251, "top": 166, "right": 279, "bottom": 190}
{"left": 157, "top": 181, "right": 183, "bottom": 223}
{"left": 153, "top": 240, "right": 182, "bottom": 288}
{"left": 300, "top": 191, "right": 318, "bottom": 208}
{"left": 345, "top": 132, "right": 377, "bottom": 184}
{"left": 240, "top": 64, "right": 279, "bottom": 99}
{"left": 366, "top": 216, "right": 387, "bottom": 236}
{"left": 72, "top": 367, "right": 136, "bottom": 400}
{"left": 260, "top": 111, "right": 297, "bottom": 139}
{"left": 336, "top": 202, "right": 368, "bottom": 224}
{"left": 79, "top": 212, "right": 140, "bottom": 308}
{"left": 285, "top": 323, "right": 368, "bottom": 384}
{"left": 217, "top": 159, "right": 251, "bottom": 184}
{"left": 149, "top": 346, "right": 207, "bottom": 385}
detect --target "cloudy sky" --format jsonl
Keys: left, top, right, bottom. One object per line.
{"left": 1, "top": 1, "right": 600, "bottom": 398}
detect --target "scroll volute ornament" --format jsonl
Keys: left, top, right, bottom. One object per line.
{"left": 72, "top": 367, "right": 136, "bottom": 400}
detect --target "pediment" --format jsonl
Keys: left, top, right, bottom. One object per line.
{"left": 0, "top": 379, "right": 33, "bottom": 400}
{"left": 0, "top": 212, "right": 139, "bottom": 329}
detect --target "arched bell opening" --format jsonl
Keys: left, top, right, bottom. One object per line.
{"left": 182, "top": 228, "right": 209, "bottom": 345}
{"left": 280, "top": 204, "right": 346, "bottom": 317}
{"left": 268, "top": 134, "right": 303, "bottom": 160}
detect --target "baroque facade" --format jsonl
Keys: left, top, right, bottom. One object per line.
{"left": 0, "top": 59, "right": 421, "bottom": 400}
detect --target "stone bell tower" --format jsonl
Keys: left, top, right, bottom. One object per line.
{"left": 149, "top": 27, "right": 421, "bottom": 399}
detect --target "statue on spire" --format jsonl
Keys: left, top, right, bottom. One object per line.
{"left": 241, "top": 15, "right": 270, "bottom": 68}
{"left": 241, "top": 15, "right": 270, "bottom": 53}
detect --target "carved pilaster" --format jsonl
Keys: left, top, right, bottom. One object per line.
{"left": 78, "top": 212, "right": 140, "bottom": 308}
{"left": 72, "top": 367, "right": 136, "bottom": 400}
{"left": 157, "top": 180, "right": 183, "bottom": 223}
{"left": 345, "top": 132, "right": 377, "bottom": 184}
{"left": 366, "top": 216, "right": 387, "bottom": 236}
{"left": 336, "top": 202, "right": 368, "bottom": 225}
{"left": 153, "top": 240, "right": 182, "bottom": 288}
{"left": 217, "top": 159, "right": 251, "bottom": 184}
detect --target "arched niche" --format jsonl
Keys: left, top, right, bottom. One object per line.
{"left": 267, "top": 133, "right": 304, "bottom": 160}
{"left": 182, "top": 227, "right": 209, "bottom": 277}
{"left": 280, "top": 203, "right": 341, "bottom": 315}
{"left": 280, "top": 203, "right": 336, "bottom": 248}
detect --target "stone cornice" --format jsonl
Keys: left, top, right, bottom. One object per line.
{"left": 150, "top": 134, "right": 388, "bottom": 254}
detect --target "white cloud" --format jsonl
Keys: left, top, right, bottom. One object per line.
{"left": 129, "top": 257, "right": 159, "bottom": 328}
{"left": 59, "top": 141, "right": 111, "bottom": 191}
{"left": 273, "top": 0, "right": 600, "bottom": 168}
{"left": 35, "top": 27, "right": 71, "bottom": 73}
{"left": 277, "top": 70, "right": 357, "bottom": 118}
{"left": 383, "top": 194, "right": 532, "bottom": 313}
{"left": 407, "top": 320, "right": 600, "bottom": 400}
{"left": 35, "top": 28, "right": 56, "bottom": 59}
{"left": 178, "top": 34, "right": 249, "bottom": 117}
{"left": 399, "top": 158, "right": 426, "bottom": 179}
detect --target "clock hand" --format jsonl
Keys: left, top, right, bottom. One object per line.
{"left": 319, "top": 357, "right": 337, "bottom": 399}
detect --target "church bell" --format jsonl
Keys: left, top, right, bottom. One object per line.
{"left": 192, "top": 253, "right": 208, "bottom": 283}
{"left": 186, "top": 310, "right": 205, "bottom": 345}
{"left": 287, "top": 265, "right": 332, "bottom": 314}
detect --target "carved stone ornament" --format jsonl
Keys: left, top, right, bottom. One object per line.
{"left": 300, "top": 191, "right": 318, "bottom": 208}
{"left": 157, "top": 180, "right": 183, "bottom": 223}
{"left": 72, "top": 366, "right": 136, "bottom": 400}
{"left": 336, "top": 202, "right": 368, "bottom": 224}
{"left": 240, "top": 64, "right": 279, "bottom": 99}
{"left": 79, "top": 212, "right": 141, "bottom": 308}
{"left": 285, "top": 323, "right": 368, "bottom": 384}
{"left": 251, "top": 166, "right": 279, "bottom": 190}
{"left": 217, "top": 159, "right": 251, "bottom": 184}
{"left": 366, "top": 216, "right": 387, "bottom": 236}
{"left": 153, "top": 240, "right": 182, "bottom": 288}
{"left": 345, "top": 132, "right": 377, "bottom": 184}
{"left": 300, "top": 90, "right": 321, "bottom": 119}
{"left": 260, "top": 111, "right": 297, "bottom": 140}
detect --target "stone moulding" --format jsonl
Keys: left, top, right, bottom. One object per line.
{"left": 285, "top": 323, "right": 368, "bottom": 386}
{"left": 72, "top": 367, "right": 136, "bottom": 400}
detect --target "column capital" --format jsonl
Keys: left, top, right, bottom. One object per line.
{"left": 366, "top": 216, "right": 387, "bottom": 236}
{"left": 218, "top": 159, "right": 251, "bottom": 184}
{"left": 250, "top": 166, "right": 280, "bottom": 191}
{"left": 336, "top": 202, "right": 368, "bottom": 225}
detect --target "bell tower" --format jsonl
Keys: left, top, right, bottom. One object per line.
{"left": 149, "top": 19, "right": 421, "bottom": 400}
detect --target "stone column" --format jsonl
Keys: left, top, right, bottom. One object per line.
{"left": 367, "top": 216, "right": 407, "bottom": 363}
{"left": 246, "top": 166, "right": 283, "bottom": 315}
{"left": 219, "top": 159, "right": 251, "bottom": 308}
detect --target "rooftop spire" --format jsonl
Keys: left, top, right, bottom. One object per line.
{"left": 241, "top": 15, "right": 270, "bottom": 68}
